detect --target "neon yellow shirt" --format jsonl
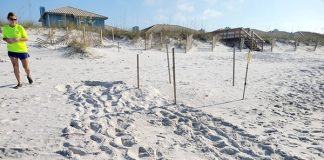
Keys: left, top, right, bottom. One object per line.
{"left": 1, "top": 24, "right": 28, "bottom": 53}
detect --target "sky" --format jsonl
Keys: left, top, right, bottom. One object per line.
{"left": 0, "top": 0, "right": 323, "bottom": 33}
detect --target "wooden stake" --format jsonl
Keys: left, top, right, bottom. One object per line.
{"left": 240, "top": 38, "right": 244, "bottom": 52}
{"left": 242, "top": 62, "right": 250, "bottom": 100}
{"left": 100, "top": 29, "right": 103, "bottom": 45}
{"left": 261, "top": 41, "right": 264, "bottom": 52}
{"left": 118, "top": 42, "right": 120, "bottom": 53}
{"left": 83, "top": 26, "right": 86, "bottom": 44}
{"left": 294, "top": 41, "right": 298, "bottom": 51}
{"left": 185, "top": 35, "right": 188, "bottom": 54}
{"left": 49, "top": 28, "right": 52, "bottom": 44}
{"left": 160, "top": 32, "right": 163, "bottom": 49}
{"left": 66, "top": 27, "right": 69, "bottom": 42}
{"left": 271, "top": 39, "right": 274, "bottom": 52}
{"left": 112, "top": 28, "right": 115, "bottom": 41}
{"left": 242, "top": 52, "right": 252, "bottom": 100}
{"left": 251, "top": 31, "right": 254, "bottom": 51}
{"left": 167, "top": 45, "right": 171, "bottom": 84}
{"left": 172, "top": 48, "right": 177, "bottom": 105}
{"left": 212, "top": 35, "right": 215, "bottom": 52}
{"left": 137, "top": 54, "right": 139, "bottom": 88}
{"left": 233, "top": 47, "right": 236, "bottom": 86}
{"left": 150, "top": 33, "right": 153, "bottom": 48}
{"left": 314, "top": 41, "right": 318, "bottom": 51}
{"left": 144, "top": 33, "right": 147, "bottom": 50}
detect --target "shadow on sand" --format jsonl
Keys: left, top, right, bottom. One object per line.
{"left": 0, "top": 84, "right": 15, "bottom": 89}
{"left": 198, "top": 99, "right": 243, "bottom": 108}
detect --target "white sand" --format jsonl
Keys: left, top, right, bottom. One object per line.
{"left": 0, "top": 29, "right": 323, "bottom": 159}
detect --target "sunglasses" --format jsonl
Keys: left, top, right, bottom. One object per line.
{"left": 9, "top": 18, "right": 17, "bottom": 21}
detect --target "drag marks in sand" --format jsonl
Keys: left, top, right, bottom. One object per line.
{"left": 56, "top": 81, "right": 298, "bottom": 159}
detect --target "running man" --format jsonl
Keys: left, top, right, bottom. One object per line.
{"left": 2, "top": 12, "right": 33, "bottom": 89}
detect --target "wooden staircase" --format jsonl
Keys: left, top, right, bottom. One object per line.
{"left": 211, "top": 27, "right": 265, "bottom": 51}
{"left": 244, "top": 39, "right": 260, "bottom": 51}
{"left": 241, "top": 28, "right": 264, "bottom": 51}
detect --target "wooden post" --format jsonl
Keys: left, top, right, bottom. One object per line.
{"left": 48, "top": 28, "right": 52, "bottom": 44}
{"left": 66, "top": 27, "right": 69, "bottom": 42}
{"left": 226, "top": 30, "right": 229, "bottom": 46}
{"left": 64, "top": 14, "right": 67, "bottom": 26}
{"left": 308, "top": 40, "right": 311, "bottom": 46}
{"left": 100, "top": 29, "right": 103, "bottom": 45}
{"left": 261, "top": 41, "right": 264, "bottom": 52}
{"left": 243, "top": 52, "right": 252, "bottom": 100}
{"left": 83, "top": 26, "right": 86, "bottom": 44}
{"left": 112, "top": 28, "right": 115, "bottom": 41}
{"left": 189, "top": 34, "right": 193, "bottom": 52}
{"left": 185, "top": 36, "right": 187, "bottom": 53}
{"left": 240, "top": 38, "right": 244, "bottom": 52}
{"left": 314, "top": 41, "right": 318, "bottom": 51}
{"left": 150, "top": 33, "right": 153, "bottom": 48}
{"left": 137, "top": 54, "right": 139, "bottom": 88}
{"left": 242, "top": 62, "right": 249, "bottom": 100}
{"left": 185, "top": 35, "right": 188, "bottom": 54}
{"left": 212, "top": 35, "right": 216, "bottom": 52}
{"left": 294, "top": 41, "right": 298, "bottom": 51}
{"left": 160, "top": 32, "right": 163, "bottom": 49}
{"left": 144, "top": 33, "right": 147, "bottom": 50}
{"left": 233, "top": 47, "right": 236, "bottom": 86}
{"left": 167, "top": 45, "right": 171, "bottom": 84}
{"left": 271, "top": 39, "right": 274, "bottom": 52}
{"left": 51, "top": 28, "right": 53, "bottom": 44}
{"left": 118, "top": 42, "right": 120, "bottom": 53}
{"left": 172, "top": 48, "right": 177, "bottom": 105}
{"left": 251, "top": 31, "right": 254, "bottom": 51}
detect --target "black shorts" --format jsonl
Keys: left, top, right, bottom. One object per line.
{"left": 8, "top": 51, "right": 30, "bottom": 60}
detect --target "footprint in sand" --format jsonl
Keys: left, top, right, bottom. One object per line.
{"left": 59, "top": 80, "right": 305, "bottom": 159}
{"left": 90, "top": 122, "right": 102, "bottom": 133}
{"left": 99, "top": 145, "right": 113, "bottom": 155}
{"left": 121, "top": 135, "right": 136, "bottom": 147}
{"left": 90, "top": 134, "right": 105, "bottom": 143}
